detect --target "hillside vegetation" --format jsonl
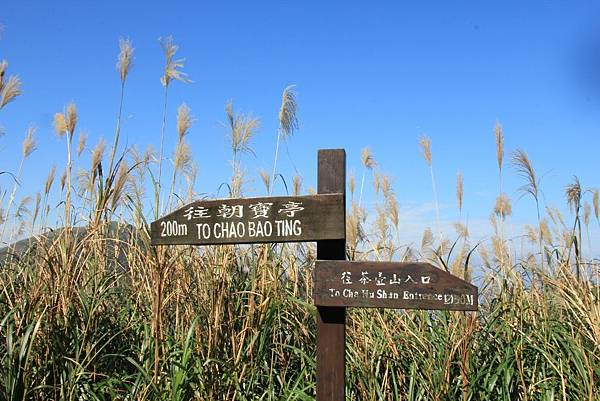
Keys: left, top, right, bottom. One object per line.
{"left": 0, "top": 39, "right": 598, "bottom": 401}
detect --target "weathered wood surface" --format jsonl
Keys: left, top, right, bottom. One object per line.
{"left": 314, "top": 261, "right": 478, "bottom": 311}
{"left": 316, "top": 149, "right": 346, "bottom": 401}
{"left": 150, "top": 193, "right": 344, "bottom": 245}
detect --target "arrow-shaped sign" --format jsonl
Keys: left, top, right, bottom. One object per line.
{"left": 150, "top": 194, "right": 345, "bottom": 246}
{"left": 314, "top": 261, "right": 478, "bottom": 311}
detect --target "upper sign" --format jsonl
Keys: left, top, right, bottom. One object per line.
{"left": 150, "top": 194, "right": 345, "bottom": 245}
{"left": 314, "top": 261, "right": 478, "bottom": 311}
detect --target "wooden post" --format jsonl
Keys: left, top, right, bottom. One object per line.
{"left": 316, "top": 149, "right": 346, "bottom": 401}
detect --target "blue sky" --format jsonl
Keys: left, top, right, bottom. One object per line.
{"left": 2, "top": 1, "right": 600, "bottom": 248}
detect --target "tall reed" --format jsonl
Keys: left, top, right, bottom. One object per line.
{"left": 157, "top": 36, "right": 189, "bottom": 216}
{"left": 0, "top": 37, "right": 598, "bottom": 401}
{"left": 270, "top": 85, "right": 298, "bottom": 194}
{"left": 419, "top": 136, "right": 443, "bottom": 256}
{"left": 53, "top": 104, "right": 78, "bottom": 226}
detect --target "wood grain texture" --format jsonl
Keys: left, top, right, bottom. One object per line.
{"left": 314, "top": 260, "right": 478, "bottom": 311}
{"left": 316, "top": 149, "right": 346, "bottom": 401}
{"left": 150, "top": 194, "right": 344, "bottom": 245}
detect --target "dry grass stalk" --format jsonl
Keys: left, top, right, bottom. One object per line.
{"left": 91, "top": 137, "right": 106, "bottom": 177}
{"left": 421, "top": 227, "right": 433, "bottom": 253}
{"left": 373, "top": 173, "right": 381, "bottom": 194}
{"left": 456, "top": 171, "right": 463, "bottom": 214}
{"left": 489, "top": 212, "right": 498, "bottom": 234}
{"left": 419, "top": 135, "right": 442, "bottom": 253}
{"left": 22, "top": 126, "right": 36, "bottom": 158}
{"left": 157, "top": 37, "right": 189, "bottom": 215}
{"left": 0, "top": 74, "right": 21, "bottom": 109}
{"left": 380, "top": 175, "right": 392, "bottom": 198}
{"left": 375, "top": 205, "right": 390, "bottom": 259}
{"left": 1, "top": 126, "right": 36, "bottom": 240}
{"left": 53, "top": 113, "right": 68, "bottom": 136}
{"left": 512, "top": 149, "right": 539, "bottom": 202}
{"left": 53, "top": 104, "right": 78, "bottom": 140}
{"left": 15, "top": 196, "right": 30, "bottom": 220}
{"left": 525, "top": 225, "right": 538, "bottom": 244}
{"left": 54, "top": 104, "right": 77, "bottom": 225}
{"left": 479, "top": 244, "right": 491, "bottom": 269}
{"left": 293, "top": 174, "right": 302, "bottom": 196}
{"left": 583, "top": 202, "right": 591, "bottom": 227}
{"left": 32, "top": 192, "right": 41, "bottom": 230}
{"left": 44, "top": 165, "right": 56, "bottom": 195}
{"left": 2, "top": 38, "right": 599, "bottom": 400}
{"left": 593, "top": 190, "right": 599, "bottom": 222}
{"left": 271, "top": 85, "right": 299, "bottom": 194}
{"left": 168, "top": 104, "right": 195, "bottom": 208}
{"left": 77, "top": 167, "right": 92, "bottom": 195}
{"left": 144, "top": 145, "right": 156, "bottom": 165}
{"left": 359, "top": 148, "right": 376, "bottom": 207}
{"left": 185, "top": 163, "right": 198, "bottom": 203}
{"left": 347, "top": 203, "right": 365, "bottom": 254}
{"left": 361, "top": 147, "right": 376, "bottom": 169}
{"left": 111, "top": 161, "right": 129, "bottom": 211}
{"left": 226, "top": 101, "right": 259, "bottom": 158}
{"left": 108, "top": 39, "right": 134, "bottom": 192}
{"left": 278, "top": 85, "right": 299, "bottom": 139}
{"left": 386, "top": 195, "right": 399, "bottom": 230}
{"left": 117, "top": 38, "right": 133, "bottom": 83}
{"left": 65, "top": 104, "right": 78, "bottom": 138}
{"left": 77, "top": 132, "right": 87, "bottom": 157}
{"left": 173, "top": 141, "right": 192, "bottom": 172}
{"left": 492, "top": 236, "right": 508, "bottom": 267}
{"left": 513, "top": 148, "right": 544, "bottom": 274}
{"left": 539, "top": 219, "right": 552, "bottom": 244}
{"left": 494, "top": 121, "right": 504, "bottom": 176}
{"left": 453, "top": 222, "right": 469, "bottom": 238}
{"left": 547, "top": 205, "right": 566, "bottom": 228}
{"left": 565, "top": 177, "right": 584, "bottom": 277}
{"left": 177, "top": 103, "right": 192, "bottom": 140}
{"left": 60, "top": 169, "right": 66, "bottom": 191}
{"left": 450, "top": 244, "right": 466, "bottom": 276}
{"left": 0, "top": 60, "right": 6, "bottom": 83}
{"left": 230, "top": 164, "right": 245, "bottom": 198}
{"left": 565, "top": 176, "right": 582, "bottom": 214}
{"left": 160, "top": 36, "right": 190, "bottom": 87}
{"left": 419, "top": 136, "right": 432, "bottom": 167}
{"left": 494, "top": 194, "right": 512, "bottom": 220}
{"left": 259, "top": 170, "right": 270, "bottom": 193}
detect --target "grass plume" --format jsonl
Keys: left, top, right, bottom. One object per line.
{"left": 359, "top": 147, "right": 376, "bottom": 207}
{"left": 456, "top": 171, "right": 463, "bottom": 214}
{"left": 513, "top": 148, "right": 544, "bottom": 275}
{"left": 494, "top": 121, "right": 504, "bottom": 183}
{"left": 157, "top": 36, "right": 189, "bottom": 216}
{"left": 271, "top": 85, "right": 298, "bottom": 194}
{"left": 0, "top": 37, "right": 598, "bottom": 401}
{"left": 54, "top": 103, "right": 78, "bottom": 226}
{"left": 419, "top": 135, "right": 442, "bottom": 254}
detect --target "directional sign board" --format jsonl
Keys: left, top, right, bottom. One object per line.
{"left": 150, "top": 194, "right": 345, "bottom": 246}
{"left": 314, "top": 261, "right": 478, "bottom": 311}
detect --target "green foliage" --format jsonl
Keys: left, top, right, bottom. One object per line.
{"left": 0, "top": 38, "right": 599, "bottom": 400}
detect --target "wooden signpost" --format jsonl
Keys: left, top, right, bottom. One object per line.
{"left": 150, "top": 193, "right": 345, "bottom": 245}
{"left": 150, "top": 148, "right": 478, "bottom": 401}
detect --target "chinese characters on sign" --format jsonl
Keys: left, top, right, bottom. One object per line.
{"left": 340, "top": 271, "right": 431, "bottom": 286}
{"left": 314, "top": 261, "right": 478, "bottom": 311}
{"left": 150, "top": 194, "right": 345, "bottom": 246}
{"left": 182, "top": 201, "right": 302, "bottom": 221}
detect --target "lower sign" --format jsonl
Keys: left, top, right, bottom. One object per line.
{"left": 314, "top": 261, "right": 478, "bottom": 311}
